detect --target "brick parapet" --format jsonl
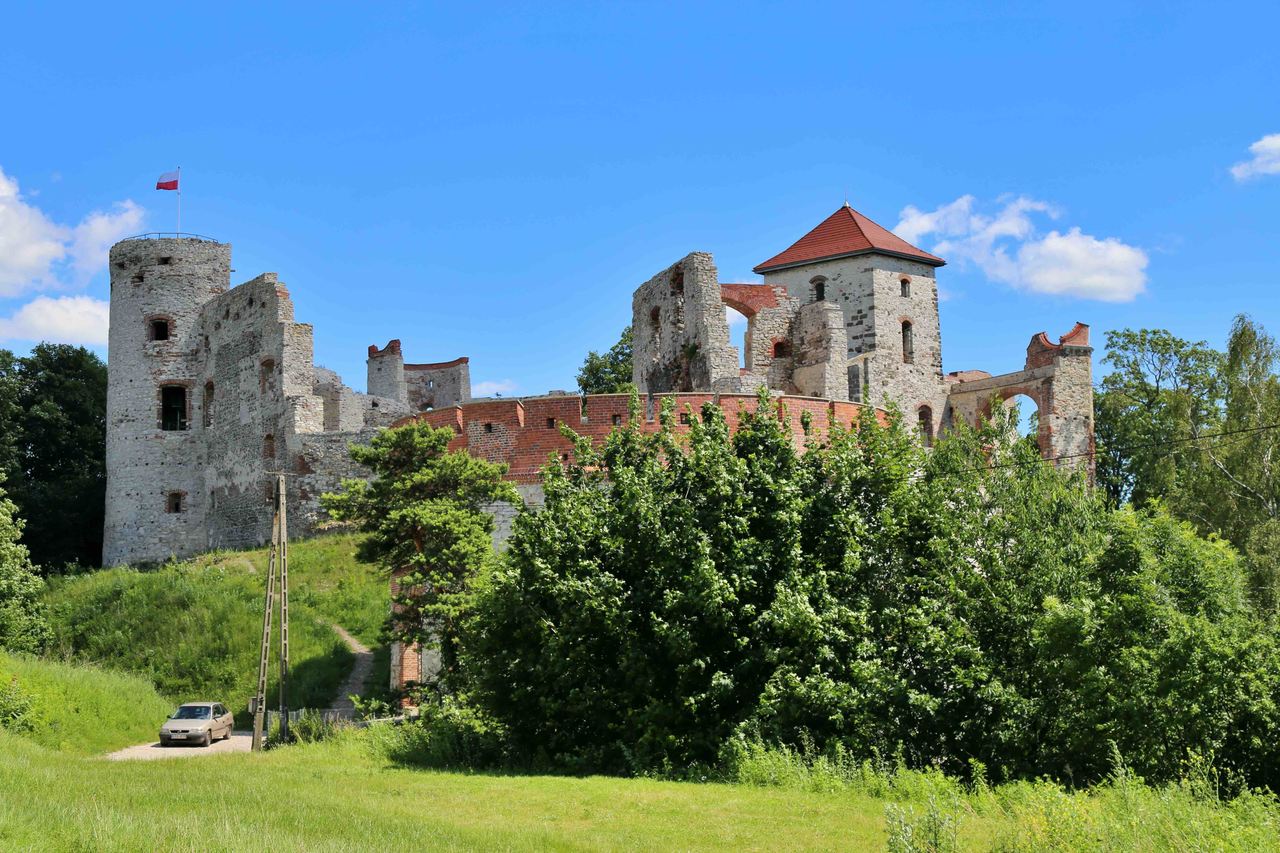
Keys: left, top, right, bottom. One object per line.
{"left": 396, "top": 392, "right": 878, "bottom": 484}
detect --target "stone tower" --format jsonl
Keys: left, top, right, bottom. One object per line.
{"left": 754, "top": 203, "right": 949, "bottom": 437}
{"left": 103, "top": 236, "right": 231, "bottom": 565}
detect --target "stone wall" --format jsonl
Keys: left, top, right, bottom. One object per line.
{"left": 404, "top": 357, "right": 470, "bottom": 411}
{"left": 631, "top": 253, "right": 740, "bottom": 394}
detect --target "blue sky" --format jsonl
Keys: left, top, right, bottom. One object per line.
{"left": 1, "top": 2, "right": 1277, "bottom": 395}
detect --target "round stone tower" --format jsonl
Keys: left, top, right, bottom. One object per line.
{"left": 103, "top": 236, "right": 231, "bottom": 566}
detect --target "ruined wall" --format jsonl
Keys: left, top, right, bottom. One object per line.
{"left": 367, "top": 340, "right": 406, "bottom": 401}
{"left": 791, "top": 301, "right": 849, "bottom": 399}
{"left": 632, "top": 253, "right": 740, "bottom": 394}
{"left": 947, "top": 324, "right": 1095, "bottom": 471}
{"left": 404, "top": 357, "right": 470, "bottom": 411}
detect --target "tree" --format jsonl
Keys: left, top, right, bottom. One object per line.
{"left": 0, "top": 344, "right": 108, "bottom": 571}
{"left": 321, "top": 422, "right": 518, "bottom": 686}
{"left": 0, "top": 473, "right": 50, "bottom": 654}
{"left": 576, "top": 326, "right": 633, "bottom": 395}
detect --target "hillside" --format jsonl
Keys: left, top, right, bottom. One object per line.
{"left": 41, "top": 533, "right": 388, "bottom": 723}
{"left": 0, "top": 652, "right": 174, "bottom": 754}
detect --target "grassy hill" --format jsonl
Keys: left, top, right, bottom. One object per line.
{"left": 41, "top": 533, "right": 388, "bottom": 724}
{"left": 0, "top": 652, "right": 173, "bottom": 754}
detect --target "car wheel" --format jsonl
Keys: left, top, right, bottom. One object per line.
{"left": 203, "top": 732, "right": 212, "bottom": 748}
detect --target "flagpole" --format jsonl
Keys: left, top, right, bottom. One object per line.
{"left": 177, "top": 166, "right": 182, "bottom": 233}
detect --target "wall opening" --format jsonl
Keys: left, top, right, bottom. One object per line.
{"left": 772, "top": 340, "right": 792, "bottom": 359}
{"left": 259, "top": 359, "right": 276, "bottom": 395}
{"left": 546, "top": 417, "right": 556, "bottom": 429}
{"left": 917, "top": 406, "right": 934, "bottom": 447}
{"left": 811, "top": 276, "right": 826, "bottom": 302}
{"left": 727, "top": 306, "right": 748, "bottom": 369}
{"left": 263, "top": 433, "right": 276, "bottom": 463}
{"left": 160, "top": 385, "right": 188, "bottom": 431}
{"left": 672, "top": 265, "right": 685, "bottom": 295}
{"left": 901, "top": 321, "right": 914, "bottom": 364}
{"left": 901, "top": 277, "right": 911, "bottom": 298}
{"left": 165, "top": 492, "right": 184, "bottom": 513}
{"left": 148, "top": 319, "right": 171, "bottom": 341}
{"left": 649, "top": 306, "right": 661, "bottom": 329}
{"left": 202, "top": 381, "right": 214, "bottom": 428}
{"left": 1001, "top": 393, "right": 1041, "bottom": 446}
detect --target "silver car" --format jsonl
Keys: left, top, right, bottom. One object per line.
{"left": 159, "top": 702, "right": 233, "bottom": 747}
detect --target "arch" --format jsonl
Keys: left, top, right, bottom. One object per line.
{"left": 772, "top": 339, "right": 792, "bottom": 359}
{"left": 901, "top": 321, "right": 914, "bottom": 364}
{"left": 917, "top": 405, "right": 934, "bottom": 447}
{"left": 900, "top": 277, "right": 911, "bottom": 298}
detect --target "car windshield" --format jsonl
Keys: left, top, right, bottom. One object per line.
{"left": 171, "top": 705, "right": 211, "bottom": 720}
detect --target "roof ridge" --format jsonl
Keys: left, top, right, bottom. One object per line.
{"left": 753, "top": 203, "right": 945, "bottom": 272}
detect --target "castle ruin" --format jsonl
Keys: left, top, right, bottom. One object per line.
{"left": 103, "top": 203, "right": 1095, "bottom": 586}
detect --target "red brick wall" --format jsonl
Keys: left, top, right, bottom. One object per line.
{"left": 397, "top": 393, "right": 880, "bottom": 484}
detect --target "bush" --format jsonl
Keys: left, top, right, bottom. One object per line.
{"left": 0, "top": 476, "right": 49, "bottom": 654}
{"left": 370, "top": 696, "right": 507, "bottom": 770}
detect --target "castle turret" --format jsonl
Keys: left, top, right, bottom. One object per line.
{"left": 367, "top": 339, "right": 407, "bottom": 403}
{"left": 103, "top": 235, "right": 231, "bottom": 566}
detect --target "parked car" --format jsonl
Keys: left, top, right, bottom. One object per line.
{"left": 159, "top": 702, "right": 234, "bottom": 747}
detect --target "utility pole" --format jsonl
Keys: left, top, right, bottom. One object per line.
{"left": 251, "top": 474, "right": 291, "bottom": 751}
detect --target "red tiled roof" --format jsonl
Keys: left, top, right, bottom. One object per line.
{"left": 753, "top": 203, "right": 945, "bottom": 273}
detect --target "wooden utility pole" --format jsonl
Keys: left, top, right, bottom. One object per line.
{"left": 251, "top": 474, "right": 291, "bottom": 751}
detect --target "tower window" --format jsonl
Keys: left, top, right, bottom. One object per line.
{"left": 901, "top": 278, "right": 911, "bottom": 298}
{"left": 918, "top": 406, "right": 934, "bottom": 447}
{"left": 811, "top": 277, "right": 826, "bottom": 302}
{"left": 158, "top": 256, "right": 174, "bottom": 266}
{"left": 259, "top": 359, "right": 276, "bottom": 395}
{"left": 160, "top": 385, "right": 188, "bottom": 431}
{"left": 901, "top": 322, "right": 914, "bottom": 364}
{"left": 166, "top": 492, "right": 184, "bottom": 513}
{"left": 148, "top": 319, "right": 171, "bottom": 341}
{"left": 650, "top": 306, "right": 661, "bottom": 329}
{"left": 772, "top": 340, "right": 792, "bottom": 359}
{"left": 263, "top": 434, "right": 276, "bottom": 462}
{"left": 546, "top": 418, "right": 556, "bottom": 429}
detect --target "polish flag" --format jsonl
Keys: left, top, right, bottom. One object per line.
{"left": 156, "top": 170, "right": 179, "bottom": 191}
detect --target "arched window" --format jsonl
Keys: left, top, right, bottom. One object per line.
{"left": 918, "top": 406, "right": 934, "bottom": 447}
{"left": 901, "top": 278, "right": 911, "bottom": 298}
{"left": 901, "top": 322, "right": 914, "bottom": 364}
{"left": 259, "top": 359, "right": 276, "bottom": 395}
{"left": 263, "top": 434, "right": 276, "bottom": 462}
{"left": 202, "top": 381, "right": 215, "bottom": 428}
{"left": 811, "top": 276, "right": 826, "bottom": 302}
{"left": 772, "top": 340, "right": 792, "bottom": 359}
{"left": 160, "top": 385, "right": 188, "bottom": 431}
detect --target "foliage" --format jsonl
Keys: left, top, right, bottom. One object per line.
{"left": 0, "top": 474, "right": 50, "bottom": 654}
{"left": 368, "top": 695, "right": 508, "bottom": 770}
{"left": 461, "top": 389, "right": 1280, "bottom": 789}
{"left": 323, "top": 422, "right": 517, "bottom": 686}
{"left": 42, "top": 561, "right": 353, "bottom": 724}
{"left": 0, "top": 651, "right": 174, "bottom": 754}
{"left": 0, "top": 344, "right": 108, "bottom": 572}
{"left": 576, "top": 324, "right": 634, "bottom": 395}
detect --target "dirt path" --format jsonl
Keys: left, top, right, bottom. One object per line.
{"left": 330, "top": 623, "right": 372, "bottom": 714}
{"left": 107, "top": 732, "right": 252, "bottom": 761}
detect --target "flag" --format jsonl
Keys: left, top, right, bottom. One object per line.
{"left": 156, "top": 170, "right": 179, "bottom": 191}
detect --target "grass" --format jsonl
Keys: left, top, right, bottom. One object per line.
{"left": 2, "top": 728, "right": 1277, "bottom": 851}
{"left": 0, "top": 651, "right": 173, "bottom": 754}
{"left": 40, "top": 533, "right": 391, "bottom": 722}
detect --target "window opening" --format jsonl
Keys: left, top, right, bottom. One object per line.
{"left": 918, "top": 407, "right": 934, "bottom": 447}
{"left": 259, "top": 359, "right": 276, "bottom": 395}
{"left": 901, "top": 322, "right": 914, "bottom": 364}
{"left": 160, "top": 386, "right": 187, "bottom": 431}
{"left": 772, "top": 340, "right": 792, "bottom": 359}
{"left": 158, "top": 256, "right": 173, "bottom": 265}
{"left": 811, "top": 277, "right": 826, "bottom": 302}
{"left": 901, "top": 278, "right": 911, "bottom": 298}
{"left": 166, "top": 492, "right": 184, "bottom": 513}
{"left": 611, "top": 414, "right": 622, "bottom": 426}
{"left": 149, "top": 319, "right": 170, "bottom": 341}
{"left": 263, "top": 434, "right": 276, "bottom": 462}
{"left": 546, "top": 417, "right": 556, "bottom": 429}
{"left": 484, "top": 422, "right": 493, "bottom": 434}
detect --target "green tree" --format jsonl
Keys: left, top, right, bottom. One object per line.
{"left": 3, "top": 344, "right": 108, "bottom": 571}
{"left": 0, "top": 473, "right": 50, "bottom": 654}
{"left": 322, "top": 422, "right": 517, "bottom": 686}
{"left": 576, "top": 326, "right": 633, "bottom": 395}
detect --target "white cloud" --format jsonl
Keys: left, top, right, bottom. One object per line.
{"left": 725, "top": 306, "right": 747, "bottom": 327}
{"left": 69, "top": 200, "right": 144, "bottom": 281}
{"left": 0, "top": 165, "right": 143, "bottom": 297}
{"left": 472, "top": 379, "right": 518, "bottom": 396}
{"left": 1231, "top": 133, "right": 1280, "bottom": 181}
{"left": 895, "top": 195, "right": 1147, "bottom": 302}
{"left": 0, "top": 295, "right": 110, "bottom": 346}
